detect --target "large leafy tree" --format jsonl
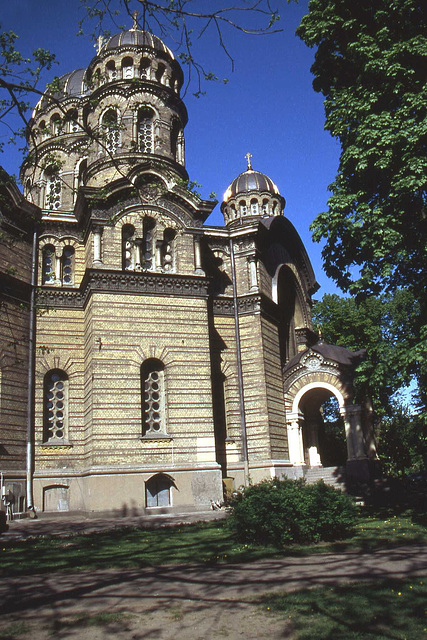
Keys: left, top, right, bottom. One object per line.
{"left": 312, "top": 291, "right": 420, "bottom": 415}
{"left": 297, "top": 0, "right": 427, "bottom": 408}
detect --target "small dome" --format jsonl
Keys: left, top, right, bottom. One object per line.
{"left": 102, "top": 29, "right": 175, "bottom": 59}
{"left": 36, "top": 68, "right": 87, "bottom": 110}
{"left": 223, "top": 168, "right": 280, "bottom": 202}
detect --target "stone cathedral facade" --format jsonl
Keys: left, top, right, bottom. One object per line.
{"left": 0, "top": 27, "right": 376, "bottom": 516}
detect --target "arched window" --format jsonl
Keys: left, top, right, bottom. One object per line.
{"left": 77, "top": 158, "right": 87, "bottom": 188}
{"left": 43, "top": 369, "right": 68, "bottom": 442}
{"left": 160, "top": 228, "right": 176, "bottom": 271}
{"left": 155, "top": 63, "right": 166, "bottom": 83}
{"left": 39, "top": 120, "right": 48, "bottom": 140}
{"left": 45, "top": 169, "right": 61, "bottom": 210}
{"left": 141, "top": 359, "right": 166, "bottom": 436}
{"left": 250, "top": 199, "right": 258, "bottom": 215}
{"left": 146, "top": 474, "right": 173, "bottom": 507}
{"left": 50, "top": 113, "right": 61, "bottom": 136}
{"left": 239, "top": 201, "right": 247, "bottom": 216}
{"left": 62, "top": 247, "right": 74, "bottom": 285}
{"left": 122, "top": 56, "right": 134, "bottom": 79}
{"left": 262, "top": 199, "right": 269, "bottom": 215}
{"left": 66, "top": 109, "right": 79, "bottom": 133}
{"left": 137, "top": 107, "right": 154, "bottom": 153}
{"left": 140, "top": 58, "right": 150, "bottom": 79}
{"left": 106, "top": 60, "right": 117, "bottom": 81}
{"left": 102, "top": 109, "right": 120, "bottom": 154}
{"left": 25, "top": 179, "right": 32, "bottom": 202}
{"left": 42, "top": 245, "right": 56, "bottom": 284}
{"left": 122, "top": 224, "right": 135, "bottom": 270}
{"left": 170, "top": 120, "right": 180, "bottom": 160}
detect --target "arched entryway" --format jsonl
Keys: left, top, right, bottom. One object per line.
{"left": 282, "top": 344, "right": 374, "bottom": 478}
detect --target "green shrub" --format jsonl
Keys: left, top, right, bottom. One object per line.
{"left": 228, "top": 478, "right": 358, "bottom": 547}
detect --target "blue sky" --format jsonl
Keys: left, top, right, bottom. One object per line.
{"left": 1, "top": 1, "right": 341, "bottom": 296}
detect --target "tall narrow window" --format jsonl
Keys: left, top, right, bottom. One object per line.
{"left": 51, "top": 114, "right": 61, "bottom": 136}
{"left": 66, "top": 109, "right": 79, "bottom": 133}
{"left": 42, "top": 245, "right": 56, "bottom": 284}
{"left": 160, "top": 228, "right": 176, "bottom": 271}
{"left": 140, "top": 58, "right": 150, "bottom": 79}
{"left": 106, "top": 60, "right": 117, "bottom": 81}
{"left": 62, "top": 247, "right": 74, "bottom": 285}
{"left": 155, "top": 63, "right": 166, "bottom": 84}
{"left": 122, "top": 224, "right": 135, "bottom": 270}
{"left": 141, "top": 359, "right": 166, "bottom": 436}
{"left": 138, "top": 107, "right": 154, "bottom": 153}
{"left": 43, "top": 370, "right": 68, "bottom": 442}
{"left": 122, "top": 56, "right": 134, "bottom": 79}
{"left": 102, "top": 109, "right": 120, "bottom": 154}
{"left": 250, "top": 199, "right": 259, "bottom": 215}
{"left": 45, "top": 170, "right": 61, "bottom": 210}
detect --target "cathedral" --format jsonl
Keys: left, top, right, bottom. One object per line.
{"left": 0, "top": 25, "right": 376, "bottom": 517}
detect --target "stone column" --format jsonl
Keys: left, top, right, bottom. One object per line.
{"left": 305, "top": 416, "right": 322, "bottom": 466}
{"left": 54, "top": 247, "right": 62, "bottom": 283}
{"left": 286, "top": 412, "right": 305, "bottom": 465}
{"left": 92, "top": 226, "right": 103, "bottom": 267}
{"left": 134, "top": 239, "right": 143, "bottom": 270}
{"left": 340, "top": 404, "right": 366, "bottom": 460}
{"left": 194, "top": 236, "right": 204, "bottom": 274}
{"left": 248, "top": 257, "right": 258, "bottom": 291}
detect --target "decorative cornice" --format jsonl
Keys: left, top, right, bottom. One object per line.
{"left": 36, "top": 268, "right": 209, "bottom": 309}
{"left": 212, "top": 293, "right": 278, "bottom": 318}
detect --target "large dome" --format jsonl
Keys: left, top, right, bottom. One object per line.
{"left": 223, "top": 168, "right": 280, "bottom": 202}
{"left": 102, "top": 29, "right": 175, "bottom": 59}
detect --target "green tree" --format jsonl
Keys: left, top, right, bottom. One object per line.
{"left": 297, "top": 0, "right": 427, "bottom": 410}
{"left": 379, "top": 404, "right": 427, "bottom": 476}
{"left": 312, "top": 291, "right": 420, "bottom": 415}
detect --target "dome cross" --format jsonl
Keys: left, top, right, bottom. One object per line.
{"left": 245, "top": 152, "right": 253, "bottom": 171}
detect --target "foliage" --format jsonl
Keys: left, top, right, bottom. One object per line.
{"left": 259, "top": 577, "right": 427, "bottom": 640}
{"left": 378, "top": 404, "right": 427, "bottom": 476}
{"left": 297, "top": 0, "right": 427, "bottom": 413}
{"left": 312, "top": 291, "right": 421, "bottom": 414}
{"left": 0, "top": 27, "right": 58, "bottom": 152}
{"left": 228, "top": 478, "right": 358, "bottom": 546}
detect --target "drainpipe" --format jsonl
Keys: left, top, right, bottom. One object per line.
{"left": 229, "top": 236, "right": 249, "bottom": 486}
{"left": 26, "top": 226, "right": 38, "bottom": 517}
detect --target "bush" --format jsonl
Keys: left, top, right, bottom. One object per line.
{"left": 228, "top": 478, "right": 358, "bottom": 547}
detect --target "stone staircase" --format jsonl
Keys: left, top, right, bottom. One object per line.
{"left": 303, "top": 466, "right": 346, "bottom": 489}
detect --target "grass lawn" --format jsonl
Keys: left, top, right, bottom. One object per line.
{"left": 257, "top": 577, "right": 427, "bottom": 640}
{"left": 0, "top": 508, "right": 425, "bottom": 577}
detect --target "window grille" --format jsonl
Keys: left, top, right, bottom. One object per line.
{"left": 42, "top": 246, "right": 56, "bottom": 284}
{"left": 46, "top": 173, "right": 61, "bottom": 210}
{"left": 62, "top": 247, "right": 74, "bottom": 285}
{"left": 141, "top": 360, "right": 166, "bottom": 436}
{"left": 44, "top": 370, "right": 68, "bottom": 442}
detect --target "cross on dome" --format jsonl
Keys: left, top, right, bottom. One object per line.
{"left": 245, "top": 152, "right": 253, "bottom": 171}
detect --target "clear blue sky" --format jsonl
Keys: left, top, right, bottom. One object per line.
{"left": 1, "top": 1, "right": 341, "bottom": 296}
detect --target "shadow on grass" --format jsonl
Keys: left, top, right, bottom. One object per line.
{"left": 257, "top": 576, "right": 426, "bottom": 640}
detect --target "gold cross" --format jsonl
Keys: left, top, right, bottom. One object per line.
{"left": 132, "top": 9, "right": 139, "bottom": 30}
{"left": 245, "top": 152, "right": 253, "bottom": 170}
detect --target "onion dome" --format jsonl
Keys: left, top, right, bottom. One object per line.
{"left": 223, "top": 170, "right": 280, "bottom": 202}
{"left": 103, "top": 30, "right": 175, "bottom": 59}
{"left": 221, "top": 154, "right": 285, "bottom": 227}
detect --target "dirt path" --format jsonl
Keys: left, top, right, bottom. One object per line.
{"left": 1, "top": 544, "right": 426, "bottom": 639}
